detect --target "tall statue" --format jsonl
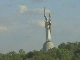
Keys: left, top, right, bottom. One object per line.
{"left": 43, "top": 7, "right": 54, "bottom": 52}
{"left": 44, "top": 7, "right": 51, "bottom": 42}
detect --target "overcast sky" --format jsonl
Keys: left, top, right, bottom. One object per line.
{"left": 0, "top": 0, "right": 80, "bottom": 53}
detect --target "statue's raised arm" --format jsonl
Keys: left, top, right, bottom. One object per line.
{"left": 44, "top": 7, "right": 47, "bottom": 20}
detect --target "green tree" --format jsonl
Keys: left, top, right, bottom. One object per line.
{"left": 57, "top": 49, "right": 73, "bottom": 60}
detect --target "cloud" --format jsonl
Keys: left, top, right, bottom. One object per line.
{"left": 18, "top": 5, "right": 51, "bottom": 14}
{"left": 0, "top": 26, "right": 8, "bottom": 31}
{"left": 29, "top": 20, "right": 45, "bottom": 28}
{"left": 37, "top": 20, "right": 45, "bottom": 27}
{"left": 18, "top": 5, "right": 28, "bottom": 13}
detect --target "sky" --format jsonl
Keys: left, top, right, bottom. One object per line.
{"left": 0, "top": 0, "right": 80, "bottom": 53}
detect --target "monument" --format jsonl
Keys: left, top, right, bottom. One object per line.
{"left": 43, "top": 7, "right": 54, "bottom": 52}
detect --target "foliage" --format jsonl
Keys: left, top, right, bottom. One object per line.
{"left": 0, "top": 42, "right": 80, "bottom": 60}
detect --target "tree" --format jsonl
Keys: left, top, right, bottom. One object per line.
{"left": 19, "top": 49, "right": 25, "bottom": 54}
{"left": 57, "top": 49, "right": 73, "bottom": 60}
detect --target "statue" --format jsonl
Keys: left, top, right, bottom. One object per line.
{"left": 43, "top": 7, "right": 54, "bottom": 52}
{"left": 44, "top": 7, "right": 51, "bottom": 42}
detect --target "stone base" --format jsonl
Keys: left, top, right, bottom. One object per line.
{"left": 43, "top": 41, "right": 54, "bottom": 52}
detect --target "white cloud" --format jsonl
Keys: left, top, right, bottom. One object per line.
{"left": 18, "top": 5, "right": 51, "bottom": 14}
{"left": 0, "top": 26, "right": 8, "bottom": 31}
{"left": 18, "top": 5, "right": 28, "bottom": 13}
{"left": 29, "top": 20, "right": 45, "bottom": 28}
{"left": 37, "top": 20, "right": 45, "bottom": 27}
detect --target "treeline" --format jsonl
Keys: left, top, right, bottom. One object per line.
{"left": 0, "top": 42, "right": 80, "bottom": 60}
